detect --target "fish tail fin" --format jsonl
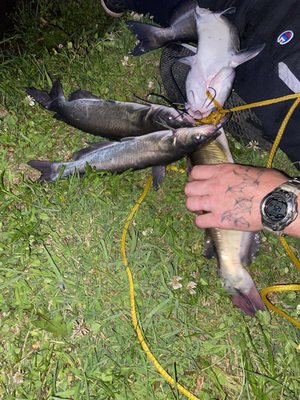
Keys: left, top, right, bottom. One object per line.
{"left": 26, "top": 79, "right": 65, "bottom": 111}
{"left": 232, "top": 285, "right": 266, "bottom": 316}
{"left": 27, "top": 160, "right": 59, "bottom": 181}
{"left": 231, "top": 270, "right": 266, "bottom": 316}
{"left": 126, "top": 21, "right": 171, "bottom": 55}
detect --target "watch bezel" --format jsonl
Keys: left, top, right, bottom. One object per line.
{"left": 261, "top": 188, "right": 298, "bottom": 232}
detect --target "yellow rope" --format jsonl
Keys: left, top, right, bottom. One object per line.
{"left": 266, "top": 96, "right": 300, "bottom": 169}
{"left": 198, "top": 91, "right": 300, "bottom": 126}
{"left": 121, "top": 176, "right": 200, "bottom": 400}
{"left": 260, "top": 285, "right": 300, "bottom": 329}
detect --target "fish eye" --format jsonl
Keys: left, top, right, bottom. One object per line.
{"left": 194, "top": 134, "right": 204, "bottom": 143}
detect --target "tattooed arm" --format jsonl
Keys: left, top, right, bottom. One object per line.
{"left": 185, "top": 163, "right": 300, "bottom": 238}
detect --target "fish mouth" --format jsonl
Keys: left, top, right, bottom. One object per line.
{"left": 172, "top": 113, "right": 231, "bottom": 146}
{"left": 218, "top": 112, "right": 231, "bottom": 126}
{"left": 195, "top": 113, "right": 231, "bottom": 142}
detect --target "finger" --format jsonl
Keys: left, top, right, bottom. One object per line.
{"left": 186, "top": 195, "right": 212, "bottom": 213}
{"left": 185, "top": 180, "right": 209, "bottom": 197}
{"left": 188, "top": 164, "right": 221, "bottom": 181}
{"left": 194, "top": 213, "right": 219, "bottom": 229}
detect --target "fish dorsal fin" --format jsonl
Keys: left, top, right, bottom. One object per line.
{"left": 68, "top": 89, "right": 99, "bottom": 101}
{"left": 230, "top": 44, "right": 265, "bottom": 68}
{"left": 73, "top": 141, "right": 115, "bottom": 160}
{"left": 120, "top": 137, "right": 137, "bottom": 142}
{"left": 86, "top": 141, "right": 114, "bottom": 149}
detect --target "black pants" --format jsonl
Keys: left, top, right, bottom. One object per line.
{"left": 124, "top": 0, "right": 182, "bottom": 25}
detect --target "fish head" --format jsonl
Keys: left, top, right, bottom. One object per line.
{"left": 158, "top": 107, "right": 195, "bottom": 128}
{"left": 185, "top": 67, "right": 235, "bottom": 119}
{"left": 173, "top": 123, "right": 222, "bottom": 150}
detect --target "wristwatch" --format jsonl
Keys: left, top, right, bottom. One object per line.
{"left": 260, "top": 177, "right": 300, "bottom": 233}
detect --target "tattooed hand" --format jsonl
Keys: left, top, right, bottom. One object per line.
{"left": 185, "top": 164, "right": 291, "bottom": 232}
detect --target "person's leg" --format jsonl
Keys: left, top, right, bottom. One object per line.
{"left": 100, "top": 0, "right": 182, "bottom": 25}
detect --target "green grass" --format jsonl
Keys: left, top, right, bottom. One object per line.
{"left": 0, "top": 1, "right": 300, "bottom": 399}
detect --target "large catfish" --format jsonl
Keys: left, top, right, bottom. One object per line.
{"left": 26, "top": 80, "right": 194, "bottom": 139}
{"left": 190, "top": 132, "right": 265, "bottom": 316}
{"left": 28, "top": 123, "right": 222, "bottom": 182}
{"left": 183, "top": 6, "right": 265, "bottom": 119}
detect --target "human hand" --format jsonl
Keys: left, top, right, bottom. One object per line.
{"left": 185, "top": 163, "right": 288, "bottom": 232}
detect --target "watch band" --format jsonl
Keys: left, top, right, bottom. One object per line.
{"left": 280, "top": 177, "right": 300, "bottom": 195}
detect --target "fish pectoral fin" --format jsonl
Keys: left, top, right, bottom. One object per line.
{"left": 203, "top": 231, "right": 217, "bottom": 259}
{"left": 230, "top": 44, "right": 265, "bottom": 68}
{"left": 152, "top": 165, "right": 166, "bottom": 190}
{"left": 239, "top": 232, "right": 260, "bottom": 265}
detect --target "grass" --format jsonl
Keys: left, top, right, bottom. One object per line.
{"left": 0, "top": 1, "right": 300, "bottom": 398}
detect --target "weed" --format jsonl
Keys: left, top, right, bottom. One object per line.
{"left": 0, "top": 1, "right": 299, "bottom": 399}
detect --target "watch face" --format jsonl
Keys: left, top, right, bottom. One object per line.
{"left": 264, "top": 196, "right": 287, "bottom": 221}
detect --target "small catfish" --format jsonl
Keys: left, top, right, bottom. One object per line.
{"left": 26, "top": 80, "right": 194, "bottom": 139}
{"left": 126, "top": 0, "right": 198, "bottom": 56}
{"left": 190, "top": 131, "right": 265, "bottom": 316}
{"left": 183, "top": 6, "right": 265, "bottom": 119}
{"left": 28, "top": 123, "right": 221, "bottom": 183}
